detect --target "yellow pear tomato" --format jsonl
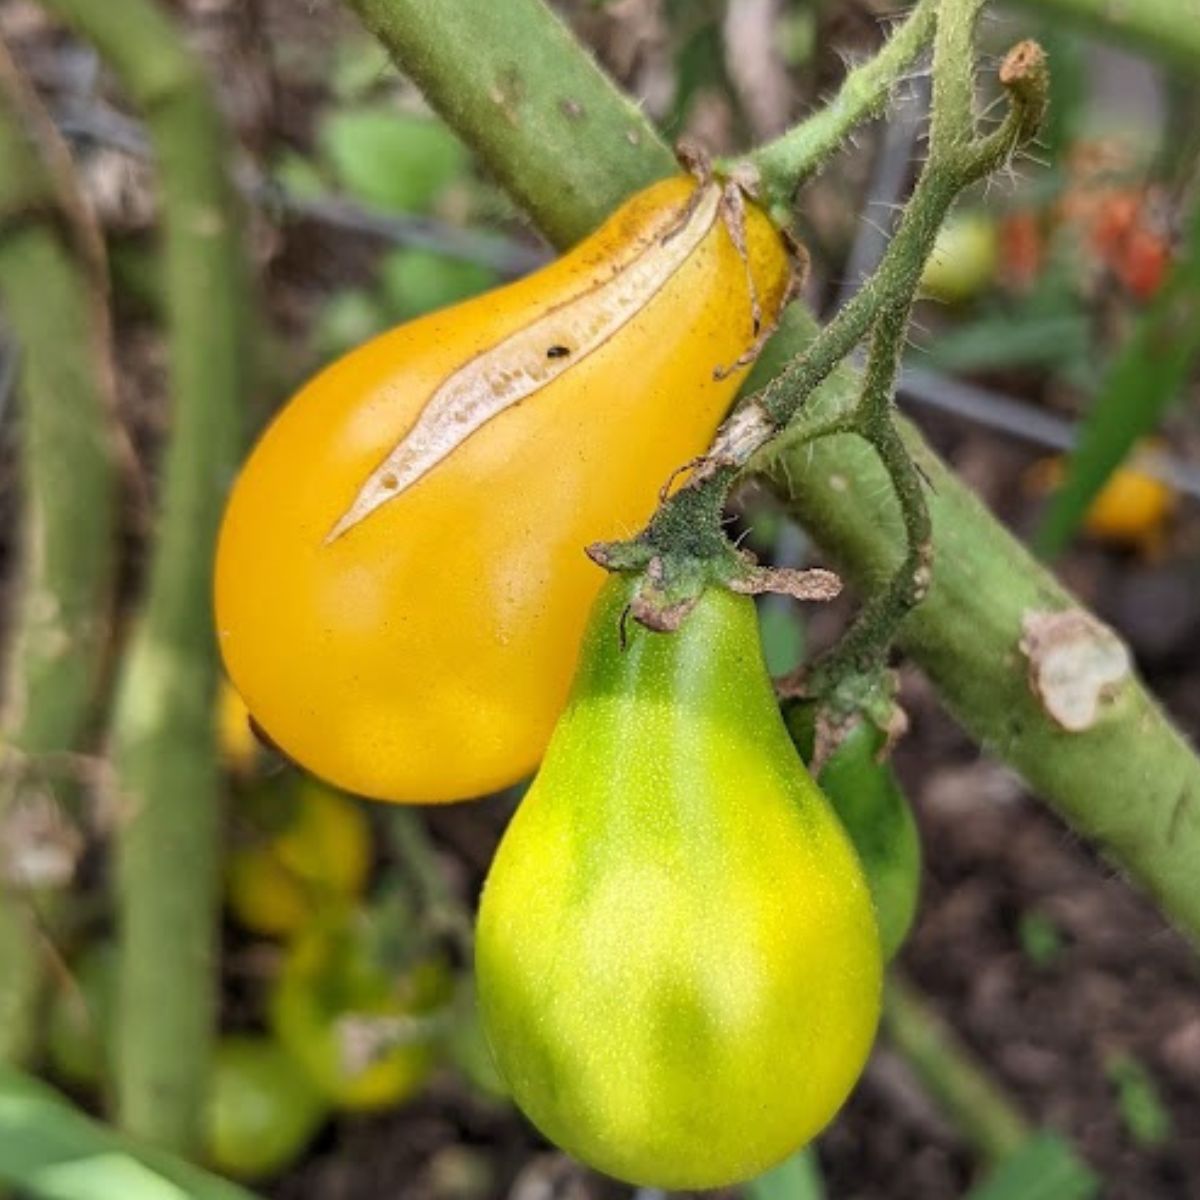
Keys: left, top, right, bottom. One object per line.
{"left": 215, "top": 176, "right": 792, "bottom": 802}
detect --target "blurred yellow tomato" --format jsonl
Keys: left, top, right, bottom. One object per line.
{"left": 226, "top": 775, "right": 371, "bottom": 938}
{"left": 1027, "top": 449, "right": 1176, "bottom": 552}
{"left": 216, "top": 676, "right": 258, "bottom": 776}
{"left": 269, "top": 907, "right": 453, "bottom": 1111}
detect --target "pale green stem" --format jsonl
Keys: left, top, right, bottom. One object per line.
{"left": 40, "top": 0, "right": 252, "bottom": 1152}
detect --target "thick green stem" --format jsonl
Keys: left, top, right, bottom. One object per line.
{"left": 0, "top": 42, "right": 117, "bottom": 1064}
{"left": 746, "top": 0, "right": 937, "bottom": 215}
{"left": 40, "top": 0, "right": 251, "bottom": 1152}
{"left": 345, "top": 0, "right": 676, "bottom": 251}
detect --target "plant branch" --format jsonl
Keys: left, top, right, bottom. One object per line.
{"left": 745, "top": 0, "right": 937, "bottom": 215}
{"left": 347, "top": 0, "right": 1200, "bottom": 945}
{"left": 804, "top": 302, "right": 929, "bottom": 692}
{"left": 598, "top": 19, "right": 1045, "bottom": 664}
{"left": 0, "top": 38, "right": 117, "bottom": 1065}
{"left": 344, "top": 0, "right": 676, "bottom": 251}
{"left": 40, "top": 0, "right": 252, "bottom": 1152}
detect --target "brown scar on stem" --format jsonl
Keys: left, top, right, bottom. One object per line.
{"left": 1019, "top": 609, "right": 1132, "bottom": 733}
{"left": 728, "top": 565, "right": 842, "bottom": 602}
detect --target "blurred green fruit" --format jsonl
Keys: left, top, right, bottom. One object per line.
{"left": 206, "top": 1036, "right": 326, "bottom": 1181}
{"left": 320, "top": 108, "right": 468, "bottom": 212}
{"left": 379, "top": 248, "right": 496, "bottom": 320}
{"left": 920, "top": 210, "right": 999, "bottom": 304}
{"left": 270, "top": 907, "right": 453, "bottom": 1112}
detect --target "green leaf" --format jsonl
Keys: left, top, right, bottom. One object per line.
{"left": 1035, "top": 195, "right": 1200, "bottom": 557}
{"left": 0, "top": 1068, "right": 257, "bottom": 1200}
{"left": 319, "top": 107, "right": 468, "bottom": 213}
{"left": 924, "top": 310, "right": 1091, "bottom": 374}
{"left": 1016, "top": 911, "right": 1064, "bottom": 969}
{"left": 1104, "top": 1051, "right": 1173, "bottom": 1148}
{"left": 378, "top": 248, "right": 496, "bottom": 320}
{"left": 964, "top": 1133, "right": 1099, "bottom": 1200}
{"left": 744, "top": 1145, "right": 825, "bottom": 1200}
{"left": 312, "top": 289, "right": 389, "bottom": 361}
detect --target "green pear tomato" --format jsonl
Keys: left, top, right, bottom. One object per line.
{"left": 476, "top": 577, "right": 882, "bottom": 1189}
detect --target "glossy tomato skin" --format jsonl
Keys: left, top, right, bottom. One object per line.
{"left": 215, "top": 177, "right": 791, "bottom": 803}
{"left": 476, "top": 578, "right": 882, "bottom": 1189}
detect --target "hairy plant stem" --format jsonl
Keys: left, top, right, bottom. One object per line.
{"left": 617, "top": 11, "right": 1045, "bottom": 678}
{"left": 0, "top": 41, "right": 116, "bottom": 1065}
{"left": 745, "top": 0, "right": 937, "bottom": 217}
{"left": 40, "top": 0, "right": 251, "bottom": 1152}
{"left": 353, "top": 0, "right": 1200, "bottom": 941}
{"left": 803, "top": 303, "right": 928, "bottom": 693}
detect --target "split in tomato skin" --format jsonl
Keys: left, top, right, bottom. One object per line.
{"left": 215, "top": 176, "right": 792, "bottom": 804}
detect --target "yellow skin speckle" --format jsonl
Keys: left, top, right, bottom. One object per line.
{"left": 477, "top": 578, "right": 882, "bottom": 1189}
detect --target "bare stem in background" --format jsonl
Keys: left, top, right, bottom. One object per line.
{"left": 882, "top": 976, "right": 1030, "bottom": 1161}
{"left": 39, "top": 0, "right": 252, "bottom": 1152}
{"left": 0, "top": 38, "right": 117, "bottom": 1065}
{"left": 1011, "top": 0, "right": 1200, "bottom": 72}
{"left": 347, "top": 0, "right": 1200, "bottom": 945}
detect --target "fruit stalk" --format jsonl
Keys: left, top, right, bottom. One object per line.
{"left": 0, "top": 43, "right": 117, "bottom": 1064}
{"left": 41, "top": 0, "right": 252, "bottom": 1151}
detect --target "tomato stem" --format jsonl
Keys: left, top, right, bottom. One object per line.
{"left": 741, "top": 0, "right": 938, "bottom": 217}
{"left": 0, "top": 44, "right": 118, "bottom": 1067}
{"left": 40, "top": 0, "right": 254, "bottom": 1154}
{"left": 597, "top": 14, "right": 1048, "bottom": 679}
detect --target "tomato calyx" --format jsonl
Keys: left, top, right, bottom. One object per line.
{"left": 587, "top": 535, "right": 839, "bottom": 636}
